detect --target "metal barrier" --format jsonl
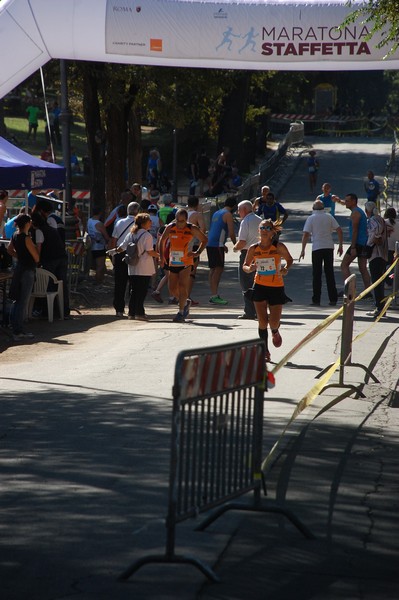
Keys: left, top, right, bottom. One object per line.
{"left": 316, "top": 275, "right": 379, "bottom": 397}
{"left": 119, "top": 339, "right": 313, "bottom": 583}
{"left": 66, "top": 240, "right": 90, "bottom": 304}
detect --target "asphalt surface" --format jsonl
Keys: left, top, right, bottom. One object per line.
{"left": 1, "top": 136, "right": 398, "bottom": 599}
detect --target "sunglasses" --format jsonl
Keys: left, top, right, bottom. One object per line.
{"left": 260, "top": 225, "right": 273, "bottom": 231}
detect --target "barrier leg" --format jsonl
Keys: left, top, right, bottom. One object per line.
{"left": 195, "top": 501, "right": 315, "bottom": 540}
{"left": 118, "top": 552, "right": 220, "bottom": 583}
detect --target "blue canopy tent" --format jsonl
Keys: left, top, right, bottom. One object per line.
{"left": 0, "top": 136, "right": 65, "bottom": 190}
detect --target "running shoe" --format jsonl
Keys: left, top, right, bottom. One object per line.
{"left": 168, "top": 297, "right": 178, "bottom": 305}
{"left": 272, "top": 330, "right": 282, "bottom": 348}
{"left": 115, "top": 312, "right": 124, "bottom": 318}
{"left": 189, "top": 298, "right": 200, "bottom": 306}
{"left": 209, "top": 295, "right": 228, "bottom": 305}
{"left": 173, "top": 312, "right": 185, "bottom": 323}
{"left": 183, "top": 299, "right": 192, "bottom": 318}
{"left": 151, "top": 291, "right": 163, "bottom": 303}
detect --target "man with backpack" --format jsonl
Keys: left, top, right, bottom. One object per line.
{"left": 109, "top": 201, "right": 139, "bottom": 317}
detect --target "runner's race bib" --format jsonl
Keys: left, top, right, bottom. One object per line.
{"left": 170, "top": 250, "right": 184, "bottom": 265}
{"left": 256, "top": 257, "right": 277, "bottom": 276}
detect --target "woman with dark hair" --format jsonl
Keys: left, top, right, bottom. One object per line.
{"left": 115, "top": 213, "right": 159, "bottom": 321}
{"left": 243, "top": 218, "right": 293, "bottom": 362}
{"left": 7, "top": 214, "right": 39, "bottom": 341}
{"left": 384, "top": 206, "right": 399, "bottom": 286}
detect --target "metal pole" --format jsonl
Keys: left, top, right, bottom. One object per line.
{"left": 60, "top": 59, "right": 72, "bottom": 213}
{"left": 172, "top": 128, "right": 178, "bottom": 203}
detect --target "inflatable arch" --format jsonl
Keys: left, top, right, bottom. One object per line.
{"left": 1, "top": 0, "right": 399, "bottom": 99}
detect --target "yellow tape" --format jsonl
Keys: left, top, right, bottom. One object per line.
{"left": 262, "top": 256, "right": 398, "bottom": 473}
{"left": 271, "top": 306, "right": 342, "bottom": 377}
{"left": 262, "top": 358, "right": 340, "bottom": 472}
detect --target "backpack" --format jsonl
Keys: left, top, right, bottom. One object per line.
{"left": 122, "top": 230, "right": 146, "bottom": 266}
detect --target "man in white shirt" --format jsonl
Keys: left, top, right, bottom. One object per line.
{"left": 110, "top": 201, "right": 139, "bottom": 317}
{"left": 299, "top": 199, "right": 343, "bottom": 306}
{"left": 233, "top": 200, "right": 262, "bottom": 319}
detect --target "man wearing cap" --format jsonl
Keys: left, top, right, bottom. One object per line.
{"left": 109, "top": 201, "right": 139, "bottom": 317}
{"left": 206, "top": 196, "right": 237, "bottom": 305}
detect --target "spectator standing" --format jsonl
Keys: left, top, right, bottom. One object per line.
{"left": 147, "top": 149, "right": 162, "bottom": 188}
{"left": 34, "top": 199, "right": 70, "bottom": 317}
{"left": 197, "top": 149, "right": 211, "bottom": 196}
{"left": 316, "top": 182, "right": 336, "bottom": 216}
{"left": 87, "top": 205, "right": 110, "bottom": 285}
{"left": 188, "top": 152, "right": 199, "bottom": 195}
{"left": 206, "top": 196, "right": 237, "bottom": 305}
{"left": 364, "top": 170, "right": 380, "bottom": 203}
{"left": 365, "top": 201, "right": 388, "bottom": 319}
{"left": 52, "top": 101, "right": 61, "bottom": 146}
{"left": 334, "top": 192, "right": 372, "bottom": 296}
{"left": 70, "top": 147, "right": 81, "bottom": 174}
{"left": 299, "top": 199, "right": 343, "bottom": 306}
{"left": 307, "top": 150, "right": 319, "bottom": 193}
{"left": 130, "top": 183, "right": 142, "bottom": 204}
{"left": 233, "top": 200, "right": 262, "bottom": 319}
{"left": 384, "top": 207, "right": 399, "bottom": 286}
{"left": 158, "top": 194, "right": 175, "bottom": 224}
{"left": 243, "top": 218, "right": 293, "bottom": 362}
{"left": 115, "top": 213, "right": 159, "bottom": 321}
{"left": 187, "top": 195, "right": 206, "bottom": 304}
{"left": 26, "top": 102, "right": 40, "bottom": 140}
{"left": 109, "top": 201, "right": 139, "bottom": 317}
{"left": 4, "top": 207, "right": 30, "bottom": 240}
{"left": 7, "top": 214, "right": 39, "bottom": 341}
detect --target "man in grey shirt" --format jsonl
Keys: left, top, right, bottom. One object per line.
{"left": 233, "top": 200, "right": 262, "bottom": 319}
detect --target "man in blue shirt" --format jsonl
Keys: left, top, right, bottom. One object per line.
{"left": 334, "top": 192, "right": 371, "bottom": 296}
{"left": 317, "top": 182, "right": 336, "bottom": 216}
{"left": 256, "top": 191, "right": 288, "bottom": 224}
{"left": 206, "top": 196, "right": 237, "bottom": 305}
{"left": 364, "top": 170, "right": 380, "bottom": 203}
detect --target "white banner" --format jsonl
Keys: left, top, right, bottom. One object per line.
{"left": 105, "top": 0, "right": 399, "bottom": 67}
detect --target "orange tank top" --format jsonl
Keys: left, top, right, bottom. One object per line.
{"left": 253, "top": 244, "right": 284, "bottom": 287}
{"left": 168, "top": 223, "right": 194, "bottom": 267}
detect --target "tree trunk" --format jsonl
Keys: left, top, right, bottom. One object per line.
{"left": 127, "top": 105, "right": 143, "bottom": 185}
{"left": 105, "top": 102, "right": 128, "bottom": 213}
{"left": 82, "top": 64, "right": 106, "bottom": 213}
{"left": 217, "top": 72, "right": 251, "bottom": 170}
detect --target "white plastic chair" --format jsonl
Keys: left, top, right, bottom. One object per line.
{"left": 28, "top": 268, "right": 64, "bottom": 323}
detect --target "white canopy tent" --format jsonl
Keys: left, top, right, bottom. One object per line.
{"left": 1, "top": 0, "right": 399, "bottom": 99}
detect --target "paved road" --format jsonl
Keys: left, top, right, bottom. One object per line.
{"left": 0, "top": 136, "right": 398, "bottom": 599}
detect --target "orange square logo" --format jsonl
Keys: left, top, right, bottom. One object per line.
{"left": 150, "top": 38, "right": 163, "bottom": 52}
